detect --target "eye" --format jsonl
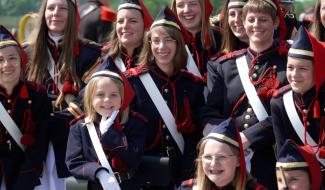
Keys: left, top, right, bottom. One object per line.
{"left": 151, "top": 38, "right": 160, "bottom": 45}
{"left": 130, "top": 18, "right": 138, "bottom": 23}
{"left": 176, "top": 3, "right": 185, "bottom": 9}
{"left": 96, "top": 92, "right": 104, "bottom": 97}
{"left": 117, "top": 19, "right": 124, "bottom": 24}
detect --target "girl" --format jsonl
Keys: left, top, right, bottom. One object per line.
{"left": 66, "top": 70, "right": 147, "bottom": 190}
{"left": 179, "top": 118, "right": 267, "bottom": 190}
{"left": 0, "top": 25, "right": 51, "bottom": 190}
{"left": 201, "top": 0, "right": 289, "bottom": 188}
{"left": 126, "top": 7, "right": 205, "bottom": 189}
{"left": 171, "top": 0, "right": 222, "bottom": 77}
{"left": 310, "top": 0, "right": 325, "bottom": 41}
{"left": 271, "top": 27, "right": 325, "bottom": 177}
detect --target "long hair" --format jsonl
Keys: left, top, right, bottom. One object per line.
{"left": 138, "top": 26, "right": 187, "bottom": 70}
{"left": 84, "top": 76, "right": 128, "bottom": 123}
{"left": 26, "top": 0, "right": 80, "bottom": 87}
{"left": 310, "top": 0, "right": 325, "bottom": 41}
{"left": 195, "top": 138, "right": 250, "bottom": 190}
{"left": 171, "top": 0, "right": 216, "bottom": 50}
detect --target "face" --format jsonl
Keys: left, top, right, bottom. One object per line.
{"left": 0, "top": 46, "right": 21, "bottom": 89}
{"left": 276, "top": 169, "right": 311, "bottom": 190}
{"left": 175, "top": 0, "right": 202, "bottom": 34}
{"left": 150, "top": 28, "right": 177, "bottom": 70}
{"left": 202, "top": 140, "right": 239, "bottom": 187}
{"left": 116, "top": 9, "right": 144, "bottom": 49}
{"left": 228, "top": 8, "right": 248, "bottom": 42}
{"left": 320, "top": 0, "right": 325, "bottom": 28}
{"left": 244, "top": 12, "right": 277, "bottom": 47}
{"left": 92, "top": 78, "right": 122, "bottom": 117}
{"left": 287, "top": 57, "right": 314, "bottom": 95}
{"left": 45, "top": 0, "right": 68, "bottom": 36}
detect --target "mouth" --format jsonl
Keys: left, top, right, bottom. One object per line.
{"left": 1, "top": 70, "right": 14, "bottom": 75}
{"left": 209, "top": 169, "right": 223, "bottom": 175}
{"left": 122, "top": 32, "right": 133, "bottom": 37}
{"left": 100, "top": 105, "right": 115, "bottom": 111}
{"left": 183, "top": 15, "right": 195, "bottom": 21}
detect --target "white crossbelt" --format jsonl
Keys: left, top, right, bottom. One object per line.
{"left": 139, "top": 73, "right": 184, "bottom": 154}
{"left": 0, "top": 102, "right": 25, "bottom": 151}
{"left": 114, "top": 57, "right": 126, "bottom": 72}
{"left": 185, "top": 45, "right": 202, "bottom": 78}
{"left": 85, "top": 118, "right": 121, "bottom": 189}
{"left": 236, "top": 55, "right": 269, "bottom": 121}
{"left": 283, "top": 90, "right": 325, "bottom": 166}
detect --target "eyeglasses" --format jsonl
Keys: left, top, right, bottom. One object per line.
{"left": 202, "top": 154, "right": 235, "bottom": 164}
{"left": 150, "top": 37, "right": 176, "bottom": 46}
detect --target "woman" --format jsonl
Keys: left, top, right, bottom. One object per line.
{"left": 219, "top": 0, "right": 249, "bottom": 54}
{"left": 310, "top": 0, "right": 325, "bottom": 41}
{"left": 271, "top": 27, "right": 325, "bottom": 176}
{"left": 200, "top": 0, "right": 289, "bottom": 189}
{"left": 24, "top": 0, "right": 102, "bottom": 188}
{"left": 179, "top": 118, "right": 267, "bottom": 190}
{"left": 276, "top": 140, "right": 322, "bottom": 190}
{"left": 66, "top": 70, "right": 147, "bottom": 190}
{"left": 126, "top": 7, "right": 205, "bottom": 189}
{"left": 0, "top": 25, "right": 51, "bottom": 190}
{"left": 171, "top": 0, "right": 222, "bottom": 77}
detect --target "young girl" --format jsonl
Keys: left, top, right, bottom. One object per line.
{"left": 179, "top": 118, "right": 267, "bottom": 190}
{"left": 0, "top": 25, "right": 51, "bottom": 190}
{"left": 271, "top": 26, "right": 325, "bottom": 178}
{"left": 66, "top": 70, "right": 147, "bottom": 190}
{"left": 310, "top": 0, "right": 325, "bottom": 41}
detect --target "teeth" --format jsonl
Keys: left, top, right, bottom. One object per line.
{"left": 184, "top": 16, "right": 194, "bottom": 20}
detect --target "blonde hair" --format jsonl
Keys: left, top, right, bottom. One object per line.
{"left": 26, "top": 0, "right": 79, "bottom": 87}
{"left": 195, "top": 138, "right": 251, "bottom": 190}
{"left": 171, "top": 0, "right": 216, "bottom": 50}
{"left": 84, "top": 76, "right": 128, "bottom": 123}
{"left": 138, "top": 26, "right": 187, "bottom": 70}
{"left": 242, "top": 0, "right": 278, "bottom": 22}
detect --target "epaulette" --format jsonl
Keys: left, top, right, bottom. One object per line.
{"left": 130, "top": 111, "right": 148, "bottom": 123}
{"left": 69, "top": 114, "right": 86, "bottom": 126}
{"left": 100, "top": 6, "right": 116, "bottom": 22}
{"left": 216, "top": 49, "right": 246, "bottom": 64}
{"left": 124, "top": 67, "right": 149, "bottom": 78}
{"left": 180, "top": 179, "right": 195, "bottom": 188}
{"left": 179, "top": 70, "right": 205, "bottom": 83}
{"left": 272, "top": 84, "right": 292, "bottom": 98}
{"left": 79, "top": 39, "right": 102, "bottom": 50}
{"left": 25, "top": 81, "right": 47, "bottom": 93}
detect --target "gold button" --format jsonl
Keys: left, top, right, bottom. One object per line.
{"left": 7, "top": 99, "right": 11, "bottom": 103}
{"left": 7, "top": 110, "right": 11, "bottom": 114}
{"left": 251, "top": 73, "right": 257, "bottom": 79}
{"left": 306, "top": 121, "right": 310, "bottom": 126}
{"left": 244, "top": 124, "right": 249, "bottom": 129}
{"left": 245, "top": 115, "right": 251, "bottom": 120}
{"left": 303, "top": 109, "right": 308, "bottom": 114}
{"left": 273, "top": 65, "right": 277, "bottom": 69}
{"left": 323, "top": 107, "right": 325, "bottom": 112}
{"left": 28, "top": 100, "right": 32, "bottom": 104}
{"left": 247, "top": 108, "right": 253, "bottom": 113}
{"left": 166, "top": 135, "right": 170, "bottom": 140}
{"left": 164, "top": 88, "right": 168, "bottom": 93}
{"left": 254, "top": 65, "right": 259, "bottom": 70}
{"left": 50, "top": 113, "right": 55, "bottom": 116}
{"left": 162, "top": 124, "right": 166, "bottom": 129}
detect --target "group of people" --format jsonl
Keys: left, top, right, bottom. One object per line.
{"left": 0, "top": 0, "right": 324, "bottom": 190}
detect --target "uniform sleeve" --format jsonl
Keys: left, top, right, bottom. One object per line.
{"left": 66, "top": 122, "right": 105, "bottom": 181}
{"left": 200, "top": 60, "right": 228, "bottom": 126}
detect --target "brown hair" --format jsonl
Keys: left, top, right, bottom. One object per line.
{"left": 138, "top": 26, "right": 187, "bottom": 70}
{"left": 242, "top": 0, "right": 278, "bottom": 22}
{"left": 84, "top": 76, "right": 128, "bottom": 123}
{"left": 310, "top": 0, "right": 325, "bottom": 41}
{"left": 171, "top": 0, "right": 216, "bottom": 50}
{"left": 26, "top": 0, "right": 80, "bottom": 86}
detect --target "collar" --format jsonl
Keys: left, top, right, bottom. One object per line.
{"left": 0, "top": 81, "right": 27, "bottom": 99}
{"left": 293, "top": 86, "right": 316, "bottom": 107}
{"left": 48, "top": 32, "right": 64, "bottom": 47}
{"left": 247, "top": 41, "right": 278, "bottom": 62}
{"left": 151, "top": 65, "right": 180, "bottom": 82}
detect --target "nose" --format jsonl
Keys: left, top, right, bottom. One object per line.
{"left": 184, "top": 4, "right": 190, "bottom": 13}
{"left": 234, "top": 13, "right": 241, "bottom": 23}
{"left": 53, "top": 6, "right": 60, "bottom": 16}
{"left": 157, "top": 40, "right": 166, "bottom": 49}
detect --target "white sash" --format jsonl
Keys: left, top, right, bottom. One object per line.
{"left": 0, "top": 102, "right": 25, "bottom": 151}
{"left": 47, "top": 48, "right": 75, "bottom": 104}
{"left": 185, "top": 45, "right": 202, "bottom": 78}
{"left": 236, "top": 55, "right": 269, "bottom": 121}
{"left": 139, "top": 73, "right": 185, "bottom": 154}
{"left": 114, "top": 57, "right": 126, "bottom": 72}
{"left": 283, "top": 90, "right": 325, "bottom": 166}
{"left": 85, "top": 118, "right": 121, "bottom": 190}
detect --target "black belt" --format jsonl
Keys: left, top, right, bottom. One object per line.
{"left": 114, "top": 170, "right": 135, "bottom": 184}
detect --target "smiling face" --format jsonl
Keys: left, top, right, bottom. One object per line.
{"left": 45, "top": 0, "right": 68, "bottom": 36}
{"left": 174, "top": 0, "right": 202, "bottom": 35}
{"left": 202, "top": 140, "right": 239, "bottom": 187}
{"left": 276, "top": 169, "right": 311, "bottom": 190}
{"left": 116, "top": 9, "right": 144, "bottom": 50}
{"left": 244, "top": 11, "right": 278, "bottom": 51}
{"left": 286, "top": 57, "right": 314, "bottom": 95}
{"left": 92, "top": 77, "right": 122, "bottom": 117}
{"left": 0, "top": 46, "right": 21, "bottom": 91}
{"left": 228, "top": 7, "right": 248, "bottom": 42}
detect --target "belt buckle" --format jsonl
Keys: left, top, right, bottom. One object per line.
{"left": 52, "top": 101, "right": 62, "bottom": 113}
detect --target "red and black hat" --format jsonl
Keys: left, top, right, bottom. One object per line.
{"left": 206, "top": 118, "right": 246, "bottom": 189}
{"left": 228, "top": 0, "right": 248, "bottom": 9}
{"left": 276, "top": 140, "right": 322, "bottom": 190}
{"left": 117, "top": 0, "right": 153, "bottom": 31}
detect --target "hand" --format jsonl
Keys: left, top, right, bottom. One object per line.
{"left": 240, "top": 132, "right": 250, "bottom": 150}
{"left": 99, "top": 110, "right": 119, "bottom": 134}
